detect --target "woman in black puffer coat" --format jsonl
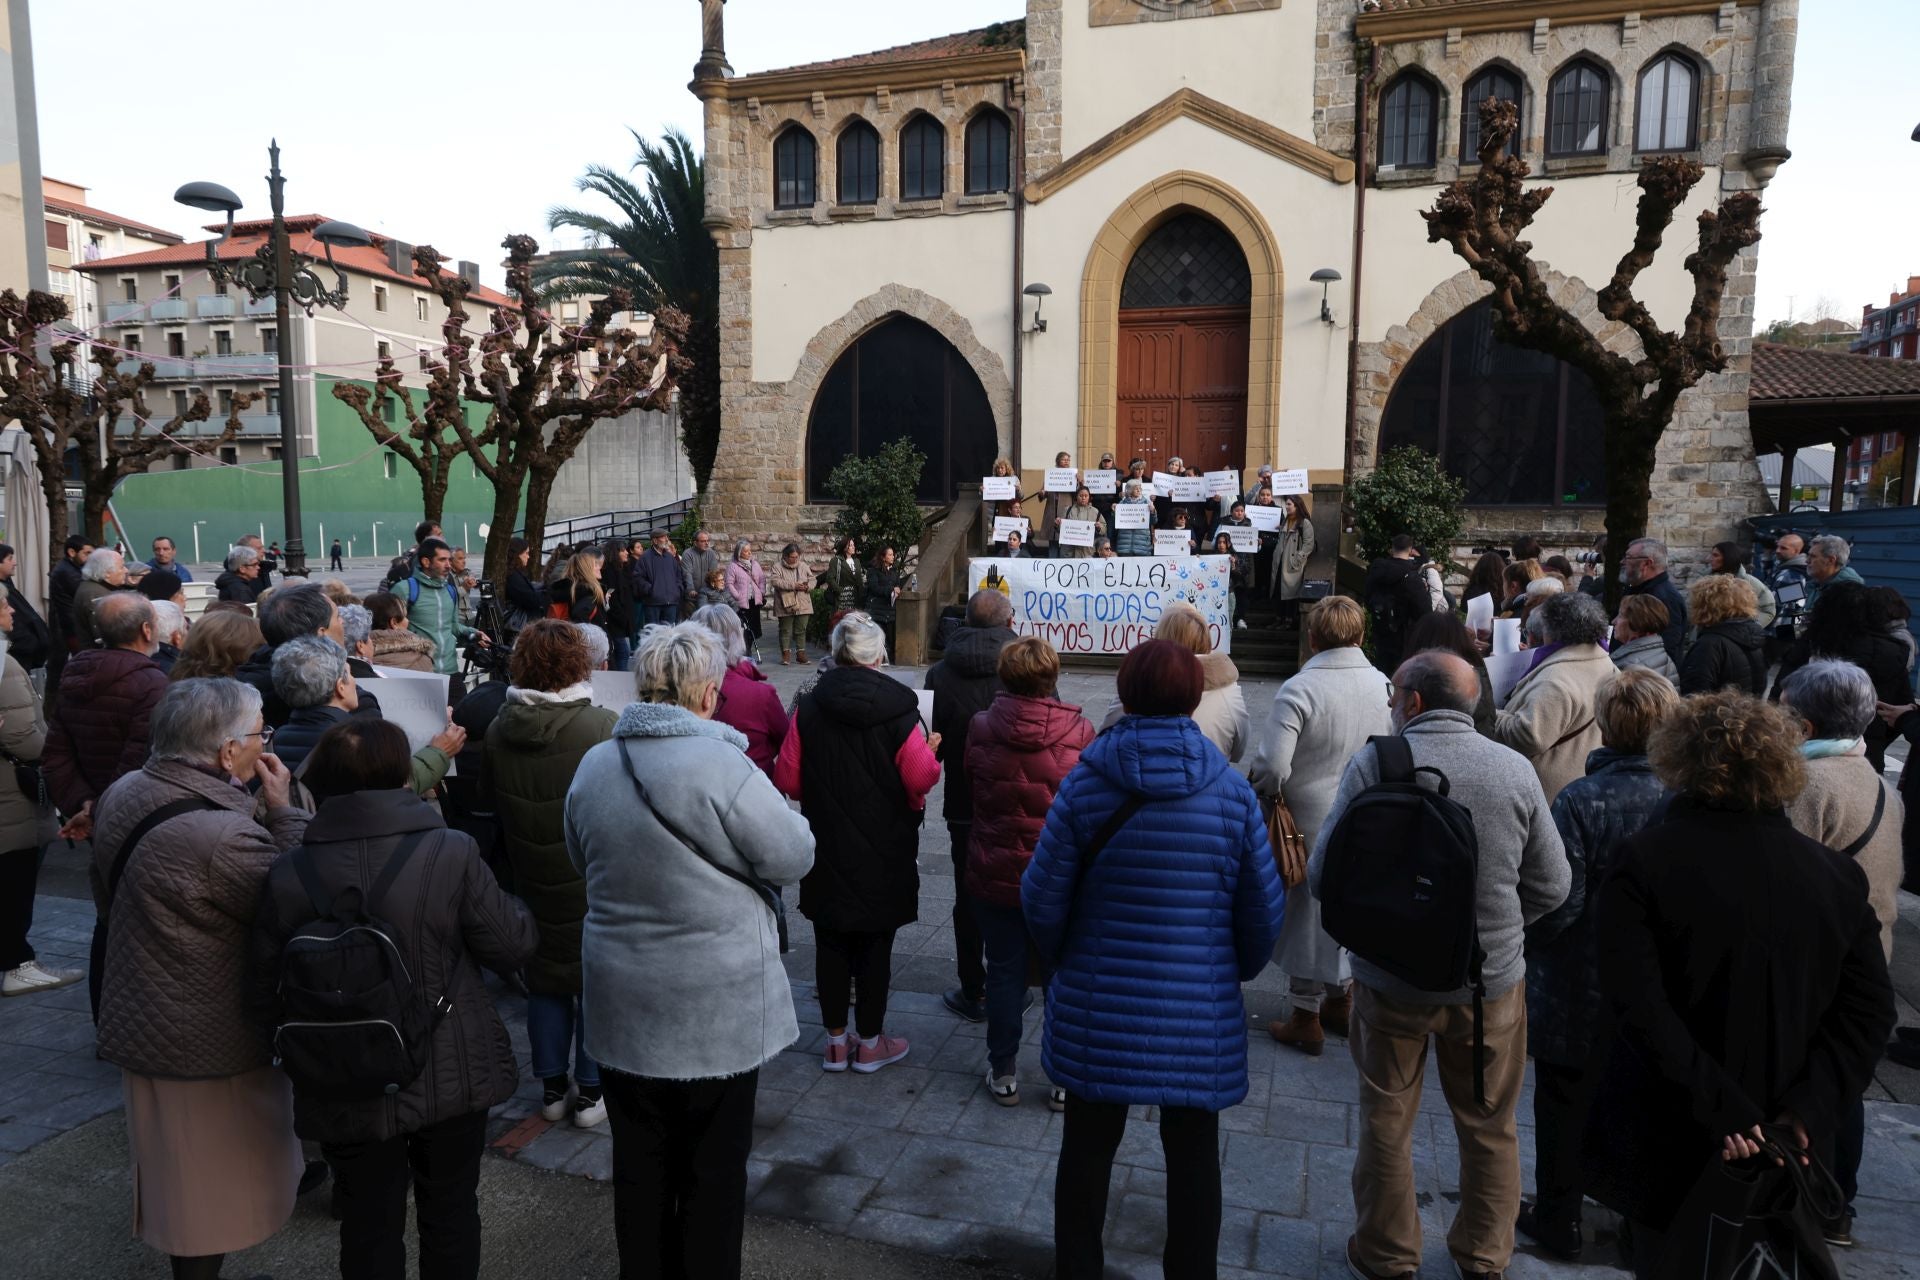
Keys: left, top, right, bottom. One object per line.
{"left": 1676, "top": 574, "right": 1768, "bottom": 697}
{"left": 249, "top": 718, "right": 535, "bottom": 1279}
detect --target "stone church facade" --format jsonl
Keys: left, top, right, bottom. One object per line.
{"left": 692, "top": 0, "right": 1798, "bottom": 564}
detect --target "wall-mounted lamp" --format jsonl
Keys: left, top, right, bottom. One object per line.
{"left": 1024, "top": 282, "right": 1053, "bottom": 334}
{"left": 1310, "top": 267, "right": 1343, "bottom": 326}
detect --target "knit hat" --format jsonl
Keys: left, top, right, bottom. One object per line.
{"left": 137, "top": 569, "right": 182, "bottom": 601}
{"left": 1116, "top": 638, "right": 1203, "bottom": 717}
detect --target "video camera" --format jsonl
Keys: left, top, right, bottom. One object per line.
{"left": 462, "top": 579, "right": 513, "bottom": 680}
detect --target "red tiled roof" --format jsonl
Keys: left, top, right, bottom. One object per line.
{"left": 1368, "top": 0, "right": 1472, "bottom": 11}
{"left": 76, "top": 216, "right": 516, "bottom": 309}
{"left": 42, "top": 196, "right": 184, "bottom": 244}
{"left": 748, "top": 20, "right": 1024, "bottom": 77}
{"left": 1751, "top": 342, "right": 1920, "bottom": 402}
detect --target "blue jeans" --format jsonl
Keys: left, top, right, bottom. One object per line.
{"left": 642, "top": 604, "right": 678, "bottom": 628}
{"left": 608, "top": 633, "right": 632, "bottom": 672}
{"left": 970, "top": 898, "right": 1031, "bottom": 1075}
{"left": 528, "top": 992, "right": 599, "bottom": 1088}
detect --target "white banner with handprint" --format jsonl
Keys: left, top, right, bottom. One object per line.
{"left": 967, "top": 555, "right": 1232, "bottom": 655}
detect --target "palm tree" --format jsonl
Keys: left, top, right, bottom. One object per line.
{"left": 541, "top": 127, "right": 720, "bottom": 492}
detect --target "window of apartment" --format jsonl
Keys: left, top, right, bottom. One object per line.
{"left": 213, "top": 278, "right": 228, "bottom": 297}
{"left": 773, "top": 126, "right": 817, "bottom": 209}
{"left": 219, "top": 445, "right": 238, "bottom": 466}
{"left": 1635, "top": 52, "right": 1699, "bottom": 151}
{"left": 172, "top": 451, "right": 191, "bottom": 471}
{"left": 381, "top": 397, "right": 397, "bottom": 425}
{"left": 45, "top": 219, "right": 68, "bottom": 251}
{"left": 217, "top": 389, "right": 234, "bottom": 416}
{"left": 373, "top": 285, "right": 389, "bottom": 312}
{"left": 125, "top": 332, "right": 143, "bottom": 352}
{"left": 1460, "top": 65, "right": 1523, "bottom": 160}
{"left": 88, "top": 233, "right": 103, "bottom": 253}
{"left": 418, "top": 347, "right": 431, "bottom": 372}
{"left": 1378, "top": 72, "right": 1439, "bottom": 169}
{"left": 560, "top": 301, "right": 579, "bottom": 321}
{"left": 415, "top": 295, "right": 429, "bottom": 321}
{"left": 260, "top": 327, "right": 277, "bottom": 354}
{"left": 836, "top": 121, "right": 881, "bottom": 205}
{"left": 166, "top": 332, "right": 186, "bottom": 358}
{"left": 900, "top": 115, "right": 945, "bottom": 201}
{"left": 214, "top": 329, "right": 233, "bottom": 356}
{"left": 1547, "top": 59, "right": 1610, "bottom": 156}
{"left": 384, "top": 451, "right": 399, "bottom": 479}
{"left": 265, "top": 388, "right": 279, "bottom": 415}
{"left": 122, "top": 278, "right": 138, "bottom": 303}
{"left": 164, "top": 273, "right": 181, "bottom": 296}
{"left": 376, "top": 340, "right": 392, "bottom": 363}
{"left": 47, "top": 268, "right": 73, "bottom": 295}
{"left": 171, "top": 389, "right": 189, "bottom": 416}
{"left": 964, "top": 110, "right": 1012, "bottom": 195}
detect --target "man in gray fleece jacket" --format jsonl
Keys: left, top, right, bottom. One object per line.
{"left": 1308, "top": 651, "right": 1569, "bottom": 1280}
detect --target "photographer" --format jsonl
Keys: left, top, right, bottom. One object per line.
{"left": 1767, "top": 531, "right": 1812, "bottom": 660}
{"left": 403, "top": 537, "right": 490, "bottom": 702}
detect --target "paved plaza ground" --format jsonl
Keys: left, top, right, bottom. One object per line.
{"left": 3, "top": 608, "right": 1918, "bottom": 1278}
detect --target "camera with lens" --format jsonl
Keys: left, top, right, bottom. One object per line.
{"left": 1574, "top": 551, "right": 1604, "bottom": 566}
{"left": 462, "top": 580, "right": 513, "bottom": 678}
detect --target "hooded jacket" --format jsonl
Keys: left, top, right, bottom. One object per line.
{"left": 924, "top": 623, "right": 1015, "bottom": 822}
{"left": 1099, "top": 649, "right": 1249, "bottom": 763}
{"left": 1492, "top": 643, "right": 1614, "bottom": 803}
{"left": 248, "top": 789, "right": 535, "bottom": 1142}
{"left": 1677, "top": 617, "right": 1769, "bottom": 696}
{"left": 406, "top": 570, "right": 474, "bottom": 676}
{"left": 371, "top": 627, "right": 437, "bottom": 673}
{"left": 715, "top": 661, "right": 787, "bottom": 776}
{"left": 1609, "top": 633, "right": 1679, "bottom": 684}
{"left": 44, "top": 646, "right": 169, "bottom": 816}
{"left": 964, "top": 694, "right": 1094, "bottom": 908}
{"left": 1022, "top": 715, "right": 1285, "bottom": 1110}
{"left": 488, "top": 692, "right": 617, "bottom": 994}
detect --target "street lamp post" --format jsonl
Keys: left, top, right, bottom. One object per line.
{"left": 175, "top": 142, "right": 371, "bottom": 579}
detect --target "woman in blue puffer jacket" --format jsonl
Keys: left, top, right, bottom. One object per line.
{"left": 1022, "top": 638, "right": 1285, "bottom": 1280}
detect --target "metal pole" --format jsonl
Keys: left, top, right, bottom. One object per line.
{"left": 268, "top": 141, "right": 307, "bottom": 578}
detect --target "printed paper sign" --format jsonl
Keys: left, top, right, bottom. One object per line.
{"left": 916, "top": 690, "right": 936, "bottom": 733}
{"left": 588, "top": 669, "right": 634, "bottom": 712}
{"left": 1226, "top": 526, "right": 1260, "bottom": 553}
{"left": 1058, "top": 519, "right": 1097, "bottom": 548}
{"left": 356, "top": 676, "right": 456, "bottom": 776}
{"left": 1466, "top": 592, "right": 1494, "bottom": 637}
{"left": 969, "top": 555, "right": 1233, "bottom": 655}
{"left": 1084, "top": 469, "right": 1118, "bottom": 495}
{"left": 1154, "top": 530, "right": 1193, "bottom": 557}
{"left": 1246, "top": 506, "right": 1284, "bottom": 532}
{"left": 1150, "top": 472, "right": 1176, "bottom": 497}
{"left": 981, "top": 475, "right": 1017, "bottom": 501}
{"left": 1204, "top": 470, "right": 1240, "bottom": 498}
{"left": 1044, "top": 468, "right": 1079, "bottom": 493}
{"left": 1170, "top": 477, "right": 1209, "bottom": 503}
{"left": 370, "top": 664, "right": 442, "bottom": 681}
{"left": 1486, "top": 650, "right": 1533, "bottom": 709}
{"left": 1491, "top": 617, "right": 1522, "bottom": 656}
{"left": 1269, "top": 468, "right": 1310, "bottom": 496}
{"left": 992, "top": 516, "right": 1030, "bottom": 543}
{"left": 1112, "top": 503, "right": 1151, "bottom": 530}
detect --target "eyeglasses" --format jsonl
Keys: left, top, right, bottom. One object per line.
{"left": 233, "top": 726, "right": 274, "bottom": 746}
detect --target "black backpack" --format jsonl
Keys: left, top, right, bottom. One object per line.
{"left": 270, "top": 831, "right": 452, "bottom": 1101}
{"left": 1318, "top": 735, "right": 1492, "bottom": 1100}
{"left": 1366, "top": 560, "right": 1426, "bottom": 647}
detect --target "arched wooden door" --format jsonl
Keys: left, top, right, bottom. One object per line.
{"left": 1116, "top": 212, "right": 1251, "bottom": 473}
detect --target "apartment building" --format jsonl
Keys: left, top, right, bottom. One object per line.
{"left": 1844, "top": 275, "right": 1920, "bottom": 491}
{"left": 41, "top": 178, "right": 182, "bottom": 331}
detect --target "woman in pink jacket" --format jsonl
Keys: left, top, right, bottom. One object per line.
{"left": 725, "top": 539, "right": 768, "bottom": 654}
{"left": 691, "top": 604, "right": 786, "bottom": 776}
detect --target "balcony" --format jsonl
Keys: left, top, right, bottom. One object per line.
{"left": 116, "top": 356, "right": 193, "bottom": 379}
{"left": 149, "top": 298, "right": 188, "bottom": 321}
{"left": 243, "top": 295, "right": 276, "bottom": 317}
{"left": 195, "top": 294, "right": 236, "bottom": 318}
{"left": 105, "top": 301, "right": 147, "bottom": 325}
{"left": 197, "top": 352, "right": 276, "bottom": 378}
{"left": 232, "top": 412, "right": 282, "bottom": 436}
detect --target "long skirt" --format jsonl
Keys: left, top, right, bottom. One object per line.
{"left": 122, "top": 1066, "right": 301, "bottom": 1257}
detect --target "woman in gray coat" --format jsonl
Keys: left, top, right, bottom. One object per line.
{"left": 0, "top": 602, "right": 63, "bottom": 996}
{"left": 1247, "top": 597, "right": 1390, "bottom": 1054}
{"left": 565, "top": 623, "right": 814, "bottom": 1280}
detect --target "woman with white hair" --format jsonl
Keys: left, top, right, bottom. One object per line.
{"left": 214, "top": 544, "right": 263, "bottom": 604}
{"left": 1111, "top": 479, "right": 1156, "bottom": 556}
{"left": 572, "top": 620, "right": 611, "bottom": 671}
{"left": 150, "top": 599, "right": 187, "bottom": 675}
{"left": 565, "top": 623, "right": 813, "bottom": 1278}
{"left": 1495, "top": 593, "right": 1614, "bottom": 802}
{"left": 73, "top": 547, "right": 129, "bottom": 648}
{"left": 692, "top": 603, "right": 787, "bottom": 775}
{"left": 776, "top": 612, "right": 943, "bottom": 1073}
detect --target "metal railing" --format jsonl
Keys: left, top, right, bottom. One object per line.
{"left": 197, "top": 352, "right": 275, "bottom": 378}
{"left": 195, "top": 295, "right": 236, "bottom": 318}
{"left": 529, "top": 498, "right": 697, "bottom": 553}
{"left": 116, "top": 356, "right": 193, "bottom": 378}
{"left": 243, "top": 295, "right": 276, "bottom": 317}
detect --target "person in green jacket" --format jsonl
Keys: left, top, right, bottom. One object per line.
{"left": 486, "top": 619, "right": 618, "bottom": 1128}
{"left": 406, "top": 537, "right": 489, "bottom": 683}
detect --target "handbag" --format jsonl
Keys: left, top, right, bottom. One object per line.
{"left": 1651, "top": 1123, "right": 1845, "bottom": 1280}
{"left": 1262, "top": 791, "right": 1309, "bottom": 888}
{"left": 1, "top": 745, "right": 46, "bottom": 809}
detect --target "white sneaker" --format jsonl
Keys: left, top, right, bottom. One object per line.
{"left": 986, "top": 1067, "right": 1019, "bottom": 1107}
{"left": 1236, "top": 619, "right": 1249, "bottom": 630}
{"left": 2, "top": 960, "right": 82, "bottom": 997}
{"left": 571, "top": 1092, "right": 607, "bottom": 1128}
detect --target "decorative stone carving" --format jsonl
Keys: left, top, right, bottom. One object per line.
{"left": 1088, "top": 0, "right": 1283, "bottom": 28}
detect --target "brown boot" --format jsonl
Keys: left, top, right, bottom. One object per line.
{"left": 796, "top": 648, "right": 809, "bottom": 663}
{"left": 780, "top": 649, "right": 792, "bottom": 666}
{"left": 1320, "top": 989, "right": 1352, "bottom": 1039}
{"left": 1266, "top": 1007, "right": 1325, "bottom": 1056}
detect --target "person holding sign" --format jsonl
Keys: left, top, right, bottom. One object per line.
{"left": 1112, "top": 480, "right": 1156, "bottom": 556}
{"left": 1213, "top": 533, "right": 1253, "bottom": 628}
{"left": 999, "top": 530, "right": 1031, "bottom": 560}
{"left": 1272, "top": 494, "right": 1317, "bottom": 626}
{"left": 1059, "top": 487, "right": 1105, "bottom": 560}
{"left": 1089, "top": 452, "right": 1119, "bottom": 528}
{"left": 988, "top": 457, "right": 1024, "bottom": 527}
{"left": 1037, "top": 452, "right": 1078, "bottom": 559}
{"left": 863, "top": 546, "right": 905, "bottom": 660}
{"left": 1165, "top": 509, "right": 1199, "bottom": 557}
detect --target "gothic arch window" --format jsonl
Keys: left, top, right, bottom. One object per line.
{"left": 806, "top": 315, "right": 997, "bottom": 504}
{"left": 1547, "top": 59, "right": 1611, "bottom": 157}
{"left": 1460, "top": 64, "right": 1524, "bottom": 161}
{"left": 965, "top": 109, "right": 1012, "bottom": 195}
{"left": 1120, "top": 212, "right": 1252, "bottom": 308}
{"left": 773, "top": 126, "right": 816, "bottom": 209}
{"left": 836, "top": 120, "right": 881, "bottom": 205}
{"left": 900, "top": 115, "right": 945, "bottom": 201}
{"left": 1636, "top": 51, "right": 1699, "bottom": 152}
{"left": 1378, "top": 300, "right": 1609, "bottom": 507}
{"left": 1379, "top": 71, "right": 1439, "bottom": 169}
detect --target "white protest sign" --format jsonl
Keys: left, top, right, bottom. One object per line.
{"left": 916, "top": 690, "right": 936, "bottom": 733}
{"left": 969, "top": 555, "right": 1234, "bottom": 656}
{"left": 356, "top": 676, "right": 456, "bottom": 776}
{"left": 1270, "top": 468, "right": 1310, "bottom": 496}
{"left": 1150, "top": 472, "right": 1176, "bottom": 497}
{"left": 1466, "top": 592, "right": 1494, "bottom": 637}
{"left": 1058, "top": 519, "right": 1097, "bottom": 548}
{"left": 1084, "top": 469, "right": 1118, "bottom": 495}
{"left": 992, "top": 516, "right": 1030, "bottom": 543}
{"left": 1154, "top": 530, "right": 1193, "bottom": 557}
{"left": 1112, "top": 503, "right": 1151, "bottom": 530}
{"left": 1491, "top": 617, "right": 1522, "bottom": 656}
{"left": 1226, "top": 526, "right": 1260, "bottom": 553}
{"left": 1246, "top": 505, "right": 1283, "bottom": 532}
{"left": 588, "top": 669, "right": 634, "bottom": 711}
{"left": 1044, "top": 468, "right": 1078, "bottom": 493}
{"left": 1171, "top": 476, "right": 1209, "bottom": 503}
{"left": 1485, "top": 651, "right": 1533, "bottom": 709}
{"left": 371, "top": 664, "right": 441, "bottom": 681}
{"left": 1205, "top": 470, "right": 1240, "bottom": 498}
{"left": 981, "top": 475, "right": 1017, "bottom": 501}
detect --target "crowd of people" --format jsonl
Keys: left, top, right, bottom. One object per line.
{"left": 0, "top": 511, "right": 1912, "bottom": 1280}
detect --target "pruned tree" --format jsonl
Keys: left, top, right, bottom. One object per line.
{"left": 1421, "top": 100, "right": 1763, "bottom": 605}
{"left": 403, "top": 236, "right": 687, "bottom": 584}
{"left": 331, "top": 309, "right": 486, "bottom": 526}
{"left": 0, "top": 289, "right": 257, "bottom": 560}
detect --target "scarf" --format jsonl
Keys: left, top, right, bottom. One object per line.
{"left": 507, "top": 681, "right": 594, "bottom": 705}
{"left": 1801, "top": 737, "right": 1861, "bottom": 761}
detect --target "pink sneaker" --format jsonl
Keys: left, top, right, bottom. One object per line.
{"left": 822, "top": 1035, "right": 851, "bottom": 1073}
{"left": 852, "top": 1034, "right": 910, "bottom": 1074}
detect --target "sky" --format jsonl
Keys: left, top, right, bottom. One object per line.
{"left": 28, "top": 0, "right": 1912, "bottom": 328}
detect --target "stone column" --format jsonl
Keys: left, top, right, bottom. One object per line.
{"left": 690, "top": 0, "right": 734, "bottom": 235}
{"left": 1742, "top": 0, "right": 1797, "bottom": 185}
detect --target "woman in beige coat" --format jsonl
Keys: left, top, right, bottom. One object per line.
{"left": 1270, "top": 493, "right": 1316, "bottom": 625}
{"left": 1493, "top": 593, "right": 1613, "bottom": 803}
{"left": 1101, "top": 605, "right": 1249, "bottom": 761}
{"left": 0, "top": 595, "right": 64, "bottom": 996}
{"left": 769, "top": 542, "right": 817, "bottom": 665}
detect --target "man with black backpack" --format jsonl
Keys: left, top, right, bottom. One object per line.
{"left": 1308, "top": 651, "right": 1570, "bottom": 1280}
{"left": 1362, "top": 534, "right": 1435, "bottom": 676}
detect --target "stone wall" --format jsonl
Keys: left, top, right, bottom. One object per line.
{"left": 1024, "top": 0, "right": 1066, "bottom": 179}
{"left": 1088, "top": 0, "right": 1283, "bottom": 27}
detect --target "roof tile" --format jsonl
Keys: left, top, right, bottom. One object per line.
{"left": 43, "top": 196, "right": 184, "bottom": 245}
{"left": 1751, "top": 342, "right": 1920, "bottom": 402}
{"left": 748, "top": 19, "right": 1024, "bottom": 77}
